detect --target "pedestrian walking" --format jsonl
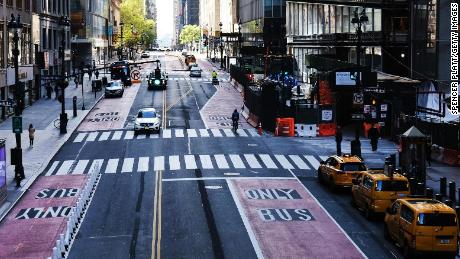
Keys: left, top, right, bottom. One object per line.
{"left": 54, "top": 84, "right": 59, "bottom": 100}
{"left": 335, "top": 126, "right": 342, "bottom": 155}
{"left": 426, "top": 139, "right": 432, "bottom": 167}
{"left": 368, "top": 123, "right": 380, "bottom": 151}
{"left": 46, "top": 85, "right": 52, "bottom": 99}
{"left": 28, "top": 124, "right": 35, "bottom": 147}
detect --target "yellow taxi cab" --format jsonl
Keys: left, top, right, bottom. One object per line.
{"left": 384, "top": 198, "right": 458, "bottom": 258}
{"left": 351, "top": 170, "right": 409, "bottom": 218}
{"left": 317, "top": 154, "right": 367, "bottom": 190}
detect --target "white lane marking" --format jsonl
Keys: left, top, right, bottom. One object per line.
{"left": 187, "top": 129, "right": 198, "bottom": 137}
{"left": 138, "top": 157, "right": 149, "bottom": 172}
{"left": 320, "top": 155, "right": 329, "bottom": 161}
{"left": 175, "top": 129, "right": 185, "bottom": 138}
{"left": 199, "top": 129, "right": 210, "bottom": 137}
{"left": 150, "top": 133, "right": 159, "bottom": 138}
{"left": 162, "top": 129, "right": 171, "bottom": 138}
{"left": 247, "top": 128, "right": 260, "bottom": 137}
{"left": 289, "top": 155, "right": 310, "bottom": 170}
{"left": 304, "top": 155, "right": 320, "bottom": 169}
{"left": 275, "top": 155, "right": 294, "bottom": 169}
{"left": 227, "top": 180, "right": 265, "bottom": 259}
{"left": 199, "top": 155, "right": 213, "bottom": 169}
{"left": 98, "top": 132, "right": 111, "bottom": 141}
{"left": 72, "top": 160, "right": 90, "bottom": 174}
{"left": 86, "top": 132, "right": 98, "bottom": 141}
{"left": 169, "top": 155, "right": 181, "bottom": 170}
{"left": 223, "top": 129, "right": 235, "bottom": 137}
{"left": 184, "top": 155, "right": 197, "bottom": 169}
{"left": 121, "top": 158, "right": 135, "bottom": 173}
{"left": 244, "top": 154, "right": 262, "bottom": 169}
{"left": 210, "top": 129, "right": 222, "bottom": 137}
{"left": 154, "top": 156, "right": 165, "bottom": 171}
{"left": 45, "top": 161, "right": 60, "bottom": 176}
{"left": 56, "top": 160, "right": 74, "bottom": 175}
{"left": 105, "top": 159, "right": 119, "bottom": 174}
{"left": 124, "top": 131, "right": 135, "bottom": 140}
{"left": 214, "top": 154, "right": 229, "bottom": 169}
{"left": 224, "top": 173, "right": 240, "bottom": 176}
{"left": 235, "top": 129, "right": 248, "bottom": 137}
{"left": 163, "top": 176, "right": 295, "bottom": 182}
{"left": 74, "top": 133, "right": 87, "bottom": 143}
{"left": 88, "top": 159, "right": 104, "bottom": 175}
{"left": 112, "top": 131, "right": 123, "bottom": 140}
{"left": 259, "top": 154, "right": 278, "bottom": 169}
{"left": 136, "top": 134, "right": 146, "bottom": 139}
{"left": 229, "top": 155, "right": 245, "bottom": 169}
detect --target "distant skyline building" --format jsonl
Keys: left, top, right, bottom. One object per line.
{"left": 184, "top": 0, "right": 199, "bottom": 25}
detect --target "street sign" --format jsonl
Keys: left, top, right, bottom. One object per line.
{"left": 353, "top": 93, "right": 363, "bottom": 105}
{"left": 12, "top": 116, "right": 22, "bottom": 133}
{"left": 130, "top": 70, "right": 140, "bottom": 80}
{"left": 351, "top": 113, "right": 364, "bottom": 121}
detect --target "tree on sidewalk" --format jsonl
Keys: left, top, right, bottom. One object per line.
{"left": 179, "top": 25, "right": 201, "bottom": 50}
{"left": 120, "top": 0, "right": 156, "bottom": 49}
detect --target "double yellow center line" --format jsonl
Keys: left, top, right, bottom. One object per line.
{"left": 162, "top": 89, "right": 167, "bottom": 129}
{"left": 151, "top": 170, "right": 163, "bottom": 259}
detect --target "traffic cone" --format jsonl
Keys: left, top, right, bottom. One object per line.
{"left": 257, "top": 122, "right": 262, "bottom": 135}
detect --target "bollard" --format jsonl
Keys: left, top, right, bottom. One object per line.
{"left": 435, "top": 193, "right": 443, "bottom": 201}
{"left": 445, "top": 199, "right": 454, "bottom": 208}
{"left": 449, "top": 181, "right": 457, "bottom": 203}
{"left": 409, "top": 177, "right": 417, "bottom": 194}
{"left": 72, "top": 96, "right": 77, "bottom": 117}
{"left": 440, "top": 177, "right": 447, "bottom": 196}
{"left": 416, "top": 182, "right": 425, "bottom": 195}
{"left": 425, "top": 187, "right": 434, "bottom": 198}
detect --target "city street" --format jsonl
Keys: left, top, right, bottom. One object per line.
{"left": 31, "top": 52, "right": 402, "bottom": 259}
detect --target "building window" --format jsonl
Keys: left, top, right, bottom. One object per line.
{"left": 48, "top": 28, "right": 52, "bottom": 49}
{"left": 318, "top": 5, "right": 324, "bottom": 35}
{"left": 25, "top": 0, "right": 30, "bottom": 10}
{"left": 42, "top": 28, "right": 47, "bottom": 50}
{"left": 342, "top": 7, "right": 350, "bottom": 33}
{"left": 308, "top": 4, "right": 313, "bottom": 36}
{"left": 427, "top": 0, "right": 436, "bottom": 48}
{"left": 7, "top": 0, "right": 12, "bottom": 7}
{"left": 48, "top": 0, "right": 51, "bottom": 12}
{"left": 313, "top": 5, "right": 318, "bottom": 34}
{"left": 0, "top": 25, "right": 4, "bottom": 68}
{"left": 330, "top": 5, "right": 335, "bottom": 34}
{"left": 53, "top": 0, "right": 56, "bottom": 13}
{"left": 374, "top": 9, "right": 382, "bottom": 32}
{"left": 364, "top": 8, "right": 373, "bottom": 32}
{"left": 265, "top": 0, "right": 272, "bottom": 17}
{"left": 16, "top": 0, "right": 22, "bottom": 9}
{"left": 303, "top": 4, "right": 308, "bottom": 36}
{"left": 336, "top": 6, "right": 342, "bottom": 33}
{"left": 324, "top": 5, "right": 330, "bottom": 34}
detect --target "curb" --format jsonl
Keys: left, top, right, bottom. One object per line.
{"left": 0, "top": 94, "right": 105, "bottom": 222}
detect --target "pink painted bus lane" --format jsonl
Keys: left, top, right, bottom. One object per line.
{"left": 228, "top": 179, "right": 366, "bottom": 259}
{"left": 0, "top": 175, "right": 87, "bottom": 259}
{"left": 78, "top": 84, "right": 140, "bottom": 131}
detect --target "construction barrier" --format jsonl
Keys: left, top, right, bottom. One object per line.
{"left": 318, "top": 123, "right": 336, "bottom": 137}
{"left": 275, "top": 118, "right": 295, "bottom": 137}
{"left": 295, "top": 124, "right": 317, "bottom": 137}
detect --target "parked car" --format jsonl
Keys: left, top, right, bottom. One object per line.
{"left": 317, "top": 154, "right": 367, "bottom": 190}
{"left": 141, "top": 53, "right": 150, "bottom": 58}
{"left": 351, "top": 169, "right": 409, "bottom": 218}
{"left": 384, "top": 198, "right": 458, "bottom": 258}
{"left": 104, "top": 80, "right": 124, "bottom": 98}
{"left": 134, "top": 108, "right": 161, "bottom": 134}
{"left": 189, "top": 66, "right": 202, "bottom": 77}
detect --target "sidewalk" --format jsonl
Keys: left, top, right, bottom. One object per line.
{"left": 0, "top": 75, "right": 104, "bottom": 220}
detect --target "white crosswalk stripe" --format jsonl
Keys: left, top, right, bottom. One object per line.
{"left": 105, "top": 159, "right": 119, "bottom": 174}
{"left": 56, "top": 160, "right": 74, "bottom": 175}
{"left": 175, "top": 129, "right": 184, "bottom": 138}
{"left": 236, "top": 129, "right": 248, "bottom": 137}
{"left": 229, "top": 154, "right": 245, "bottom": 169}
{"left": 124, "top": 131, "right": 134, "bottom": 140}
{"left": 210, "top": 129, "right": 222, "bottom": 137}
{"left": 244, "top": 154, "right": 262, "bottom": 169}
{"left": 162, "top": 129, "right": 171, "bottom": 138}
{"left": 154, "top": 156, "right": 165, "bottom": 171}
{"left": 88, "top": 159, "right": 104, "bottom": 174}
{"left": 259, "top": 154, "right": 277, "bottom": 169}
{"left": 46, "top": 153, "right": 319, "bottom": 175}
{"left": 121, "top": 158, "right": 135, "bottom": 173}
{"left": 214, "top": 154, "right": 229, "bottom": 169}
{"left": 136, "top": 134, "right": 146, "bottom": 139}
{"left": 74, "top": 133, "right": 87, "bottom": 143}
{"left": 138, "top": 157, "right": 149, "bottom": 172}
{"left": 199, "top": 129, "right": 209, "bottom": 137}
{"left": 169, "top": 155, "right": 181, "bottom": 170}
{"left": 222, "top": 129, "right": 235, "bottom": 137}
{"left": 289, "top": 155, "right": 310, "bottom": 170}
{"left": 72, "top": 160, "right": 89, "bottom": 174}
{"left": 98, "top": 132, "right": 111, "bottom": 141}
{"left": 199, "top": 155, "right": 213, "bottom": 169}
{"left": 275, "top": 155, "right": 294, "bottom": 169}
{"left": 184, "top": 155, "right": 197, "bottom": 169}
{"left": 247, "top": 128, "right": 260, "bottom": 137}
{"left": 112, "top": 131, "right": 123, "bottom": 140}
{"left": 87, "top": 132, "right": 98, "bottom": 141}
{"left": 187, "top": 129, "right": 198, "bottom": 137}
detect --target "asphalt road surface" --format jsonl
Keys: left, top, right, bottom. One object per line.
{"left": 41, "top": 52, "right": 406, "bottom": 259}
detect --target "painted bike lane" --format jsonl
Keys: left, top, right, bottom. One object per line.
{"left": 227, "top": 178, "right": 366, "bottom": 259}
{"left": 78, "top": 84, "right": 140, "bottom": 132}
{"left": 0, "top": 175, "right": 87, "bottom": 259}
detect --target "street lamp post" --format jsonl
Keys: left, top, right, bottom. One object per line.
{"left": 350, "top": 8, "right": 368, "bottom": 158}
{"left": 8, "top": 14, "right": 24, "bottom": 187}
{"left": 58, "top": 16, "right": 70, "bottom": 134}
{"left": 219, "top": 22, "right": 224, "bottom": 69}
